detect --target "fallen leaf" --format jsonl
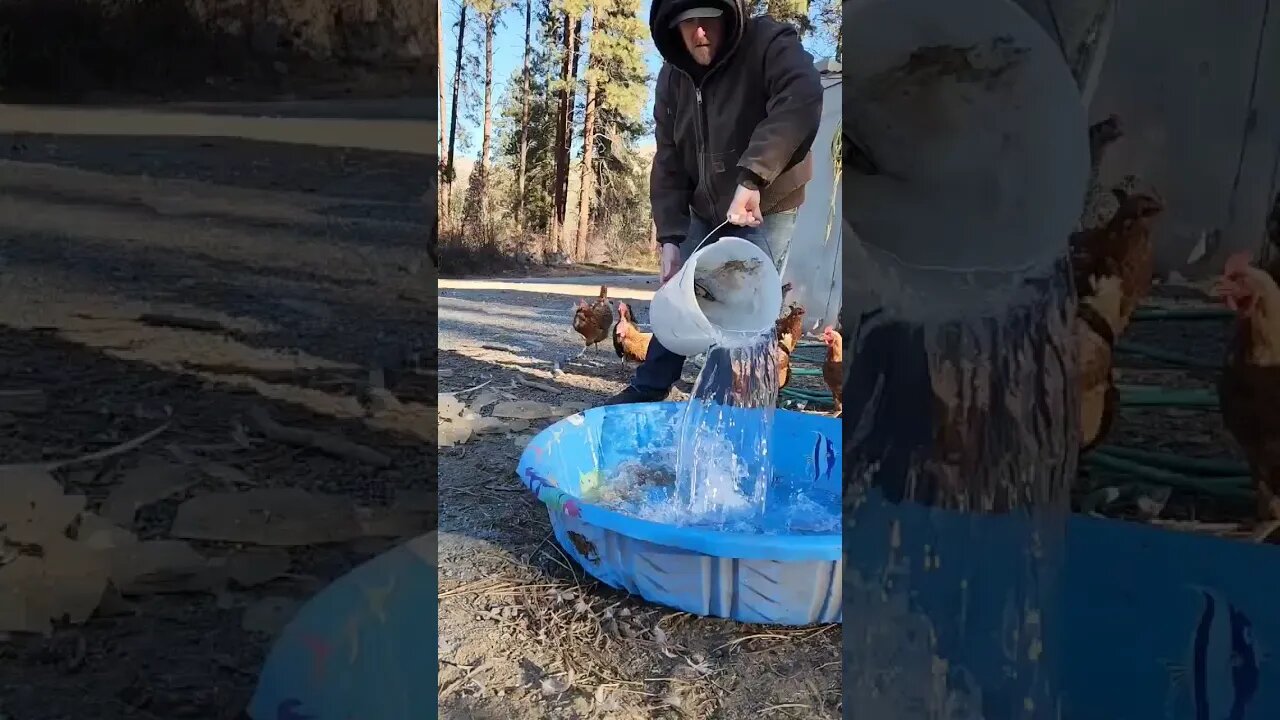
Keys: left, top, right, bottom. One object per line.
{"left": 0, "top": 537, "right": 109, "bottom": 634}
{"left": 490, "top": 401, "right": 557, "bottom": 420}
{"left": 225, "top": 549, "right": 291, "bottom": 588}
{"left": 0, "top": 467, "right": 85, "bottom": 545}
{"left": 108, "top": 540, "right": 213, "bottom": 595}
{"left": 100, "top": 459, "right": 194, "bottom": 527}
{"left": 241, "top": 596, "right": 299, "bottom": 635}
{"left": 170, "top": 489, "right": 362, "bottom": 546}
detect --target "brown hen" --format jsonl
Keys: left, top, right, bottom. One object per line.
{"left": 573, "top": 286, "right": 614, "bottom": 352}
{"left": 821, "top": 325, "right": 843, "bottom": 417}
{"left": 1076, "top": 272, "right": 1125, "bottom": 452}
{"left": 613, "top": 302, "right": 652, "bottom": 366}
{"left": 775, "top": 304, "right": 805, "bottom": 389}
{"left": 1069, "top": 188, "right": 1165, "bottom": 332}
{"left": 1214, "top": 252, "right": 1280, "bottom": 522}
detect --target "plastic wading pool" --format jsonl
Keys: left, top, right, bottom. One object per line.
{"left": 516, "top": 402, "right": 842, "bottom": 626}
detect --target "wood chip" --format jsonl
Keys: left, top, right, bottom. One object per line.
{"left": 108, "top": 540, "right": 213, "bottom": 595}
{"left": 170, "top": 488, "right": 363, "bottom": 546}
{"left": 468, "top": 391, "right": 502, "bottom": 414}
{"left": 0, "top": 537, "right": 109, "bottom": 634}
{"left": 516, "top": 377, "right": 558, "bottom": 393}
{"left": 490, "top": 401, "right": 557, "bottom": 420}
{"left": 99, "top": 459, "right": 194, "bottom": 527}
{"left": 0, "top": 467, "right": 85, "bottom": 545}
{"left": 247, "top": 407, "right": 391, "bottom": 467}
{"left": 75, "top": 513, "right": 138, "bottom": 551}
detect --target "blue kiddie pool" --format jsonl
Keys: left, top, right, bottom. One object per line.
{"left": 517, "top": 402, "right": 842, "bottom": 626}
{"left": 246, "top": 534, "right": 438, "bottom": 720}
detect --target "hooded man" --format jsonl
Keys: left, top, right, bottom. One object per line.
{"left": 601, "top": 0, "right": 825, "bottom": 406}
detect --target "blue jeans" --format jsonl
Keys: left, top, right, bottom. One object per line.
{"left": 632, "top": 208, "right": 798, "bottom": 396}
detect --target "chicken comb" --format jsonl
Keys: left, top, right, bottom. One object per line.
{"left": 1224, "top": 251, "right": 1255, "bottom": 276}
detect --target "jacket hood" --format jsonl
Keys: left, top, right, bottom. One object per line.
{"left": 650, "top": 0, "right": 747, "bottom": 77}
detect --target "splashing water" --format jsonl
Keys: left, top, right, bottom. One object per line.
{"left": 581, "top": 331, "right": 838, "bottom": 534}
{"left": 675, "top": 332, "right": 779, "bottom": 525}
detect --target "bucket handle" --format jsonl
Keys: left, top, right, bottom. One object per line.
{"left": 688, "top": 218, "right": 776, "bottom": 261}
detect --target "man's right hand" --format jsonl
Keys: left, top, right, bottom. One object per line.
{"left": 660, "top": 243, "right": 683, "bottom": 284}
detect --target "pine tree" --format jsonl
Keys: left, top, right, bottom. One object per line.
{"left": 573, "top": 0, "right": 649, "bottom": 261}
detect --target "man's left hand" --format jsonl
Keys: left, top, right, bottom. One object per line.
{"left": 726, "top": 185, "right": 763, "bottom": 227}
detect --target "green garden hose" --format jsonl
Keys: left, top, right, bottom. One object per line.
{"left": 1117, "top": 386, "right": 1218, "bottom": 408}
{"left": 1082, "top": 452, "right": 1252, "bottom": 498}
{"left": 1115, "top": 340, "right": 1219, "bottom": 369}
{"left": 1090, "top": 445, "right": 1246, "bottom": 477}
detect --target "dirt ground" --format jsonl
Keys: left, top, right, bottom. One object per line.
{"left": 0, "top": 99, "right": 433, "bottom": 719}
{"left": 436, "top": 286, "right": 841, "bottom": 720}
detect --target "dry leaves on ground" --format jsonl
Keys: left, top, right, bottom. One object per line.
{"left": 0, "top": 451, "right": 429, "bottom": 636}
{"left": 439, "top": 381, "right": 589, "bottom": 449}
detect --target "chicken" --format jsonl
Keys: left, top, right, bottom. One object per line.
{"left": 820, "top": 325, "right": 843, "bottom": 417}
{"left": 1076, "top": 272, "right": 1125, "bottom": 452}
{"left": 572, "top": 285, "right": 614, "bottom": 353}
{"left": 1069, "top": 188, "right": 1165, "bottom": 332}
{"left": 775, "top": 304, "right": 805, "bottom": 390}
{"left": 1214, "top": 252, "right": 1280, "bottom": 521}
{"left": 613, "top": 301, "right": 651, "bottom": 366}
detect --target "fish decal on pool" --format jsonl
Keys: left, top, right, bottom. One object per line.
{"left": 524, "top": 468, "right": 581, "bottom": 518}
{"left": 1166, "top": 587, "right": 1261, "bottom": 720}
{"left": 812, "top": 432, "right": 836, "bottom": 483}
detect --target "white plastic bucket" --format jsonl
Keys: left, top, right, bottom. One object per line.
{"left": 649, "top": 236, "right": 783, "bottom": 357}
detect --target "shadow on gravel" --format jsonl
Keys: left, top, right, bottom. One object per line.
{"left": 0, "top": 229, "right": 431, "bottom": 365}
{"left": 4, "top": 133, "right": 428, "bottom": 205}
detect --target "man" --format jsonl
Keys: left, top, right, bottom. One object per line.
{"left": 602, "top": 0, "right": 824, "bottom": 405}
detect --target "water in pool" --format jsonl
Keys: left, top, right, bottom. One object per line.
{"left": 583, "top": 332, "right": 838, "bottom": 534}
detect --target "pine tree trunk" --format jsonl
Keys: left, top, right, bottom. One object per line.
{"left": 437, "top": 0, "right": 446, "bottom": 227}
{"left": 445, "top": 4, "right": 468, "bottom": 233}
{"left": 480, "top": 13, "right": 495, "bottom": 176}
{"left": 562, "top": 13, "right": 585, "bottom": 257}
{"left": 550, "top": 11, "right": 580, "bottom": 260}
{"left": 516, "top": 0, "right": 532, "bottom": 233}
{"left": 573, "top": 9, "right": 599, "bottom": 263}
